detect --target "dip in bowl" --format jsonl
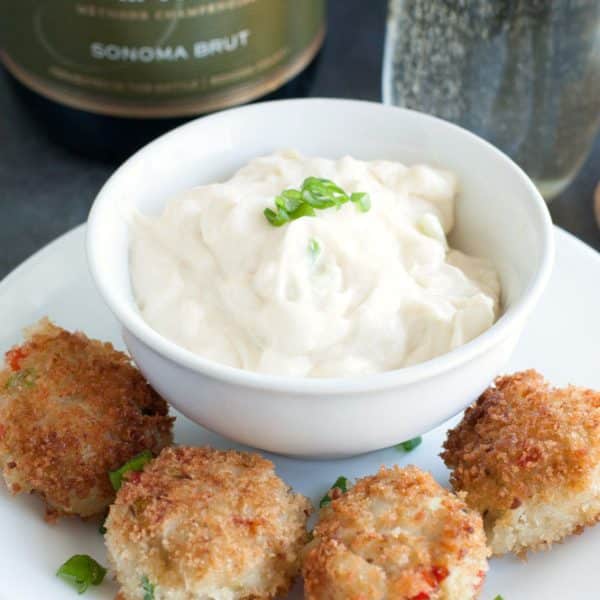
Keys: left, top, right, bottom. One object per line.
{"left": 87, "top": 99, "right": 553, "bottom": 457}
{"left": 130, "top": 150, "right": 500, "bottom": 377}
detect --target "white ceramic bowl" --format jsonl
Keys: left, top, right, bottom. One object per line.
{"left": 87, "top": 98, "right": 554, "bottom": 458}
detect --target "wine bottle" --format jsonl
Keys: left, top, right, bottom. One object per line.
{"left": 1, "top": 0, "right": 325, "bottom": 161}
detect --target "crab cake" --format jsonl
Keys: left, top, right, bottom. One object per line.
{"left": 303, "top": 466, "right": 488, "bottom": 600}
{"left": 0, "top": 319, "right": 173, "bottom": 520}
{"left": 105, "top": 446, "right": 311, "bottom": 600}
{"left": 442, "top": 370, "right": 600, "bottom": 557}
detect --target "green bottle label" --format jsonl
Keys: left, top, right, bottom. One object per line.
{"left": 0, "top": 0, "right": 325, "bottom": 117}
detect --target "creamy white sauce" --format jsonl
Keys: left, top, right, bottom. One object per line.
{"left": 130, "top": 150, "right": 500, "bottom": 377}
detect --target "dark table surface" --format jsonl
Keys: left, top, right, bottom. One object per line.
{"left": 1, "top": 0, "right": 599, "bottom": 279}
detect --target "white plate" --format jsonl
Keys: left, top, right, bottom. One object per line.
{"left": 0, "top": 224, "right": 598, "bottom": 600}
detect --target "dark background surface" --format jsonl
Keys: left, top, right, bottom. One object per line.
{"left": 1, "top": 0, "right": 598, "bottom": 279}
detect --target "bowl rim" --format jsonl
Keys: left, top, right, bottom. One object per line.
{"left": 87, "top": 97, "right": 555, "bottom": 394}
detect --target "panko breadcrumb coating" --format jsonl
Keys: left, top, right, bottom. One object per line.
{"left": 303, "top": 466, "right": 488, "bottom": 600}
{"left": 442, "top": 370, "right": 600, "bottom": 556}
{"left": 0, "top": 319, "right": 173, "bottom": 520}
{"left": 105, "top": 446, "right": 311, "bottom": 600}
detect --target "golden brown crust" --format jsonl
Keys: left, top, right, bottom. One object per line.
{"left": 106, "top": 446, "right": 311, "bottom": 599}
{"left": 441, "top": 370, "right": 600, "bottom": 513}
{"left": 303, "top": 537, "right": 387, "bottom": 599}
{"left": 303, "top": 466, "right": 488, "bottom": 600}
{"left": 0, "top": 319, "right": 173, "bottom": 519}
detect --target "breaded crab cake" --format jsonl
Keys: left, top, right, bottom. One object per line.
{"left": 0, "top": 319, "right": 173, "bottom": 520}
{"left": 442, "top": 370, "right": 600, "bottom": 557}
{"left": 303, "top": 466, "right": 488, "bottom": 600}
{"left": 105, "top": 446, "right": 311, "bottom": 600}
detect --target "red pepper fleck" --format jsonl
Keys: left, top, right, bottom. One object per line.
{"left": 421, "top": 565, "right": 449, "bottom": 588}
{"left": 6, "top": 347, "right": 29, "bottom": 371}
{"left": 127, "top": 471, "right": 142, "bottom": 484}
{"left": 410, "top": 593, "right": 430, "bottom": 600}
{"left": 233, "top": 516, "right": 255, "bottom": 526}
{"left": 329, "top": 486, "right": 344, "bottom": 500}
{"left": 233, "top": 516, "right": 261, "bottom": 534}
{"left": 474, "top": 570, "right": 486, "bottom": 591}
{"left": 421, "top": 570, "right": 436, "bottom": 587}
{"left": 517, "top": 447, "right": 541, "bottom": 467}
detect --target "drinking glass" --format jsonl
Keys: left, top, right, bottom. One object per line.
{"left": 383, "top": 0, "right": 600, "bottom": 199}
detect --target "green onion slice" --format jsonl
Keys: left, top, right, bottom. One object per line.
{"left": 5, "top": 368, "right": 36, "bottom": 390}
{"left": 277, "top": 190, "right": 303, "bottom": 213}
{"left": 56, "top": 555, "right": 106, "bottom": 594}
{"left": 396, "top": 437, "right": 422, "bottom": 452}
{"left": 98, "top": 513, "right": 108, "bottom": 535}
{"left": 308, "top": 238, "right": 321, "bottom": 259}
{"left": 109, "top": 450, "right": 153, "bottom": 491}
{"left": 264, "top": 207, "right": 290, "bottom": 227}
{"left": 350, "top": 192, "right": 371, "bottom": 212}
{"left": 264, "top": 177, "right": 370, "bottom": 226}
{"left": 319, "top": 475, "right": 349, "bottom": 508}
{"left": 289, "top": 203, "right": 316, "bottom": 219}
{"left": 141, "top": 575, "right": 156, "bottom": 600}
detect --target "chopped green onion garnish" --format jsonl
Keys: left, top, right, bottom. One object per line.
{"left": 276, "top": 189, "right": 303, "bottom": 213}
{"left": 141, "top": 575, "right": 155, "bottom": 600}
{"left": 308, "top": 238, "right": 321, "bottom": 259}
{"left": 493, "top": 596, "right": 504, "bottom": 600}
{"left": 109, "top": 450, "right": 153, "bottom": 491}
{"left": 396, "top": 437, "right": 422, "bottom": 452}
{"left": 264, "top": 207, "right": 290, "bottom": 227}
{"left": 264, "top": 177, "right": 370, "bottom": 227}
{"left": 5, "top": 368, "right": 36, "bottom": 390}
{"left": 350, "top": 192, "right": 371, "bottom": 212}
{"left": 290, "top": 202, "right": 316, "bottom": 219}
{"left": 99, "top": 513, "right": 108, "bottom": 535}
{"left": 319, "top": 476, "right": 349, "bottom": 508}
{"left": 56, "top": 554, "right": 106, "bottom": 594}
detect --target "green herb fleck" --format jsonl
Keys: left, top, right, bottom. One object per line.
{"left": 109, "top": 450, "right": 153, "bottom": 491}
{"left": 264, "top": 207, "right": 289, "bottom": 227}
{"left": 276, "top": 189, "right": 303, "bottom": 212}
{"left": 350, "top": 192, "right": 371, "bottom": 212}
{"left": 56, "top": 554, "right": 106, "bottom": 594}
{"left": 319, "top": 476, "right": 349, "bottom": 508}
{"left": 5, "top": 368, "right": 36, "bottom": 390}
{"left": 99, "top": 513, "right": 108, "bottom": 535}
{"left": 264, "top": 178, "right": 370, "bottom": 227}
{"left": 308, "top": 238, "right": 321, "bottom": 259}
{"left": 396, "top": 437, "right": 422, "bottom": 452}
{"left": 141, "top": 575, "right": 155, "bottom": 600}
{"left": 290, "top": 202, "right": 316, "bottom": 219}
{"left": 493, "top": 596, "right": 504, "bottom": 600}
